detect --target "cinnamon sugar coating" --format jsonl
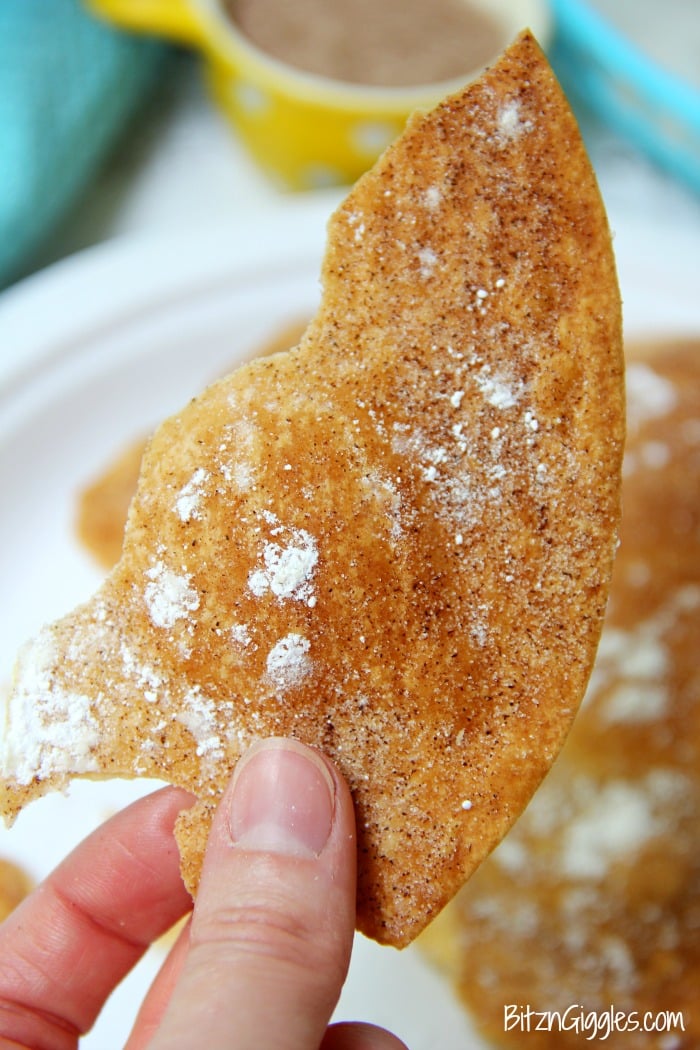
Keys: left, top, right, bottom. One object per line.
{"left": 0, "top": 35, "right": 624, "bottom": 947}
{"left": 419, "top": 338, "right": 700, "bottom": 1044}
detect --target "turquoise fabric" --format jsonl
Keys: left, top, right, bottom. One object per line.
{"left": 0, "top": 0, "right": 168, "bottom": 288}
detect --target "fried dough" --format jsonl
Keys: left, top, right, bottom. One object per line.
{"left": 76, "top": 319, "right": 311, "bottom": 570}
{"left": 419, "top": 338, "right": 699, "bottom": 1044}
{"left": 0, "top": 34, "right": 624, "bottom": 947}
{"left": 76, "top": 437, "right": 148, "bottom": 571}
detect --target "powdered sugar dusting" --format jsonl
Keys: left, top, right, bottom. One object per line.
{"left": 604, "top": 682, "right": 668, "bottom": 725}
{"left": 347, "top": 210, "right": 366, "bottom": 244}
{"left": 626, "top": 362, "right": 678, "bottom": 432}
{"left": 175, "top": 467, "right": 209, "bottom": 522}
{"left": 231, "top": 623, "right": 253, "bottom": 648}
{"left": 560, "top": 773, "right": 687, "bottom": 879}
{"left": 1, "top": 627, "right": 100, "bottom": 784}
{"left": 586, "top": 585, "right": 700, "bottom": 724}
{"left": 144, "top": 562, "right": 200, "bottom": 628}
{"left": 496, "top": 98, "right": 533, "bottom": 143}
{"left": 218, "top": 418, "right": 258, "bottom": 491}
{"left": 119, "top": 642, "right": 162, "bottom": 703}
{"left": 361, "top": 470, "right": 404, "bottom": 541}
{"left": 266, "top": 634, "right": 312, "bottom": 690}
{"left": 474, "top": 367, "right": 521, "bottom": 409}
{"left": 418, "top": 246, "right": 438, "bottom": 278}
{"left": 423, "top": 185, "right": 442, "bottom": 210}
{"left": 177, "top": 687, "right": 224, "bottom": 763}
{"left": 248, "top": 519, "right": 318, "bottom": 605}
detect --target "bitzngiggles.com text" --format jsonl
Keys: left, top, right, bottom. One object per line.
{"left": 504, "top": 1004, "right": 685, "bottom": 1041}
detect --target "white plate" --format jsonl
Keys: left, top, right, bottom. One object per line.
{"left": 0, "top": 195, "right": 698, "bottom": 1049}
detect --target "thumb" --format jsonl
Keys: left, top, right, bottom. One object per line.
{"left": 148, "top": 737, "right": 357, "bottom": 1050}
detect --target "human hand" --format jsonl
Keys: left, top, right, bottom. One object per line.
{"left": 0, "top": 737, "right": 408, "bottom": 1049}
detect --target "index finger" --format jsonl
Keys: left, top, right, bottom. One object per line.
{"left": 0, "top": 785, "right": 193, "bottom": 1049}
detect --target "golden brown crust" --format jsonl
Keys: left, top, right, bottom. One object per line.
{"left": 75, "top": 319, "right": 311, "bottom": 572}
{"left": 76, "top": 437, "right": 148, "bottom": 570}
{"left": 0, "top": 34, "right": 624, "bottom": 947}
{"left": 420, "top": 338, "right": 700, "bottom": 1044}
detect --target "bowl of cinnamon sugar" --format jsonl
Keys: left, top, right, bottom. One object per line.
{"left": 88, "top": 0, "right": 551, "bottom": 189}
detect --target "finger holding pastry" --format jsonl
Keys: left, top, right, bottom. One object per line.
{"left": 0, "top": 743, "right": 406, "bottom": 1050}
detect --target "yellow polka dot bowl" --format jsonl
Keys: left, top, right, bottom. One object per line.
{"left": 88, "top": 0, "right": 551, "bottom": 190}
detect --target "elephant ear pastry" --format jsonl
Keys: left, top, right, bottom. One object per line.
{"left": 0, "top": 33, "right": 624, "bottom": 948}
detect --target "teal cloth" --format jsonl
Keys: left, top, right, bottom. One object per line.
{"left": 0, "top": 0, "right": 168, "bottom": 289}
